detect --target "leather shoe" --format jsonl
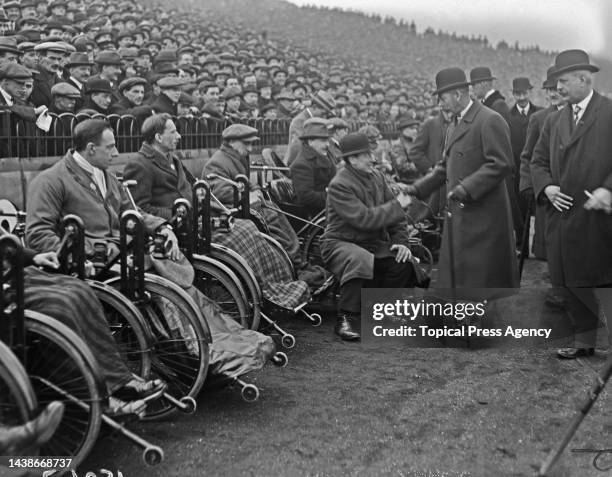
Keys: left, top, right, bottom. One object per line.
{"left": 335, "top": 313, "right": 360, "bottom": 341}
{"left": 0, "top": 401, "right": 65, "bottom": 454}
{"left": 112, "top": 377, "right": 166, "bottom": 402}
{"left": 557, "top": 347, "right": 595, "bottom": 359}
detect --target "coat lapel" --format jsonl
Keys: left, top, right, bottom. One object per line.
{"left": 65, "top": 153, "right": 105, "bottom": 201}
{"left": 445, "top": 101, "right": 479, "bottom": 153}
{"left": 566, "top": 91, "right": 600, "bottom": 148}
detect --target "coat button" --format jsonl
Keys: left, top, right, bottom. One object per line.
{"left": 458, "top": 152, "right": 463, "bottom": 157}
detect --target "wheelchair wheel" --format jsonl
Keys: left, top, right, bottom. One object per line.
{"left": 88, "top": 280, "right": 152, "bottom": 379}
{"left": 192, "top": 254, "right": 250, "bottom": 328}
{"left": 408, "top": 240, "right": 434, "bottom": 276}
{"left": 210, "top": 243, "right": 262, "bottom": 331}
{"left": 0, "top": 340, "right": 37, "bottom": 433}
{"left": 105, "top": 274, "right": 210, "bottom": 420}
{"left": 25, "top": 310, "right": 104, "bottom": 471}
{"left": 301, "top": 225, "right": 325, "bottom": 269}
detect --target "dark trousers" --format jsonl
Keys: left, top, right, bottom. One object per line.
{"left": 559, "top": 286, "right": 611, "bottom": 348}
{"left": 339, "top": 257, "right": 415, "bottom": 314}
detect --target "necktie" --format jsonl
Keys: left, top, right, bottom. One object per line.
{"left": 573, "top": 105, "right": 581, "bottom": 125}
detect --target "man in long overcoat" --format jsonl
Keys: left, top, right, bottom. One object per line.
{"left": 321, "top": 133, "right": 415, "bottom": 341}
{"left": 408, "top": 68, "right": 519, "bottom": 298}
{"left": 531, "top": 49, "right": 612, "bottom": 358}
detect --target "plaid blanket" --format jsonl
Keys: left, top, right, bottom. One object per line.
{"left": 212, "top": 218, "right": 310, "bottom": 309}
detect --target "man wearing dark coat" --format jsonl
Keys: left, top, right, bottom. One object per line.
{"left": 470, "top": 66, "right": 510, "bottom": 124}
{"left": 407, "top": 68, "right": 518, "bottom": 298}
{"left": 531, "top": 49, "right": 612, "bottom": 359}
{"left": 518, "top": 67, "right": 566, "bottom": 260}
{"left": 289, "top": 118, "right": 336, "bottom": 217}
{"left": 321, "top": 133, "right": 415, "bottom": 341}
{"left": 31, "top": 42, "right": 64, "bottom": 107}
{"left": 508, "top": 77, "right": 541, "bottom": 254}
{"left": 148, "top": 77, "right": 183, "bottom": 116}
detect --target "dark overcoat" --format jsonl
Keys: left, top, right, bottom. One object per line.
{"left": 509, "top": 102, "right": 541, "bottom": 171}
{"left": 483, "top": 90, "right": 510, "bottom": 124}
{"left": 531, "top": 91, "right": 612, "bottom": 287}
{"left": 321, "top": 164, "right": 410, "bottom": 286}
{"left": 413, "top": 101, "right": 519, "bottom": 292}
{"left": 289, "top": 142, "right": 336, "bottom": 215}
{"left": 123, "top": 142, "right": 194, "bottom": 221}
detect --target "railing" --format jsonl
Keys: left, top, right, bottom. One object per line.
{"left": 0, "top": 111, "right": 400, "bottom": 159}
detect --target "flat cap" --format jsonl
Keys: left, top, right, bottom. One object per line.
{"left": 33, "top": 41, "right": 66, "bottom": 53}
{"left": 95, "top": 51, "right": 122, "bottom": 65}
{"left": 0, "top": 36, "right": 20, "bottom": 54}
{"left": 220, "top": 86, "right": 241, "bottom": 100}
{"left": 221, "top": 124, "right": 259, "bottom": 142}
{"left": 118, "top": 76, "right": 147, "bottom": 92}
{"left": 157, "top": 76, "right": 186, "bottom": 89}
{"left": 51, "top": 81, "right": 81, "bottom": 98}
{"left": 0, "top": 62, "right": 32, "bottom": 81}
{"left": 153, "top": 49, "right": 177, "bottom": 64}
{"left": 327, "top": 117, "right": 349, "bottom": 130}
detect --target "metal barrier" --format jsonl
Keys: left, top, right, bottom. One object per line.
{"left": 0, "top": 111, "right": 399, "bottom": 159}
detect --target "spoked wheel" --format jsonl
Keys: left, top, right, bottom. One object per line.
{"left": 88, "top": 280, "right": 152, "bottom": 379}
{"left": 0, "top": 340, "right": 37, "bottom": 439}
{"left": 302, "top": 223, "right": 325, "bottom": 269}
{"left": 25, "top": 311, "right": 104, "bottom": 471}
{"left": 210, "top": 244, "right": 263, "bottom": 331}
{"left": 105, "top": 275, "right": 210, "bottom": 420}
{"left": 193, "top": 255, "right": 249, "bottom": 328}
{"left": 408, "top": 240, "right": 434, "bottom": 276}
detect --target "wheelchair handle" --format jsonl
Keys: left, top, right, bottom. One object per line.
{"left": 205, "top": 174, "right": 245, "bottom": 192}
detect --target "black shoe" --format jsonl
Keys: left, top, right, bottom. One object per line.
{"left": 556, "top": 347, "right": 595, "bottom": 359}
{"left": 335, "top": 313, "right": 360, "bottom": 341}
{"left": 113, "top": 378, "right": 166, "bottom": 402}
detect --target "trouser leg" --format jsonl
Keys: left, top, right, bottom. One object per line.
{"left": 563, "top": 287, "right": 600, "bottom": 349}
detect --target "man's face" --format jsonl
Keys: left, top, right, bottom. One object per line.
{"left": 5, "top": 7, "right": 20, "bottom": 20}
{"left": 334, "top": 128, "right": 348, "bottom": 140}
{"left": 0, "top": 52, "right": 19, "bottom": 63}
{"left": 512, "top": 90, "right": 530, "bottom": 108}
{"left": 546, "top": 87, "right": 565, "bottom": 107}
{"left": 51, "top": 5, "right": 65, "bottom": 16}
{"left": 243, "top": 75, "right": 256, "bottom": 88}
{"left": 21, "top": 6, "right": 37, "bottom": 17}
{"left": 102, "top": 65, "right": 121, "bottom": 82}
{"left": 118, "top": 37, "right": 133, "bottom": 48}
{"left": 243, "top": 91, "right": 258, "bottom": 106}
{"left": 48, "top": 28, "right": 63, "bottom": 38}
{"left": 38, "top": 51, "right": 63, "bottom": 73}
{"left": 226, "top": 96, "right": 240, "bottom": 111}
{"left": 1, "top": 79, "right": 27, "bottom": 100}
{"left": 124, "top": 84, "right": 144, "bottom": 105}
{"left": 308, "top": 138, "right": 328, "bottom": 156}
{"left": 91, "top": 92, "right": 112, "bottom": 109}
{"left": 438, "top": 90, "right": 461, "bottom": 114}
{"left": 87, "top": 128, "right": 118, "bottom": 170}
{"left": 556, "top": 71, "right": 588, "bottom": 104}
{"left": 202, "top": 86, "right": 219, "bottom": 103}
{"left": 274, "top": 72, "right": 286, "bottom": 85}
{"left": 162, "top": 87, "right": 181, "bottom": 103}
{"left": 55, "top": 95, "right": 76, "bottom": 112}
{"left": 260, "top": 86, "right": 271, "bottom": 99}
{"left": 263, "top": 109, "right": 277, "bottom": 119}
{"left": 70, "top": 65, "right": 91, "bottom": 82}
{"left": 401, "top": 125, "right": 418, "bottom": 140}
{"left": 158, "top": 119, "right": 181, "bottom": 151}
{"left": 22, "top": 79, "right": 33, "bottom": 100}
{"left": 278, "top": 99, "right": 293, "bottom": 111}
{"left": 226, "top": 77, "right": 239, "bottom": 88}
{"left": 348, "top": 151, "right": 374, "bottom": 174}
{"left": 471, "top": 81, "right": 488, "bottom": 100}
{"left": 231, "top": 139, "right": 253, "bottom": 156}
{"left": 178, "top": 53, "right": 193, "bottom": 66}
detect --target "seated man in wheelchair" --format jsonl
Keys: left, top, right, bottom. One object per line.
{"left": 25, "top": 119, "right": 275, "bottom": 380}
{"left": 123, "top": 114, "right": 310, "bottom": 309}
{"left": 10, "top": 246, "right": 166, "bottom": 417}
{"left": 202, "top": 124, "right": 303, "bottom": 268}
{"left": 289, "top": 118, "right": 336, "bottom": 219}
{"left": 321, "top": 133, "right": 417, "bottom": 341}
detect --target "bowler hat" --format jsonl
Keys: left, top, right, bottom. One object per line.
{"left": 542, "top": 66, "right": 558, "bottom": 90}
{"left": 553, "top": 49, "right": 599, "bottom": 76}
{"left": 339, "top": 133, "right": 371, "bottom": 158}
{"left": 432, "top": 67, "right": 470, "bottom": 95}
{"left": 310, "top": 90, "right": 335, "bottom": 112}
{"left": 512, "top": 77, "right": 533, "bottom": 92}
{"left": 222, "top": 124, "right": 259, "bottom": 142}
{"left": 66, "top": 52, "right": 93, "bottom": 68}
{"left": 95, "top": 51, "right": 122, "bottom": 66}
{"left": 51, "top": 82, "right": 81, "bottom": 98}
{"left": 469, "top": 66, "right": 496, "bottom": 84}
{"left": 85, "top": 77, "right": 113, "bottom": 94}
{"left": 299, "top": 118, "right": 329, "bottom": 140}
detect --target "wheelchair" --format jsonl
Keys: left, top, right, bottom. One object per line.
{"left": 0, "top": 234, "right": 165, "bottom": 472}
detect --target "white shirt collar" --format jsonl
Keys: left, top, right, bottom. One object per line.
{"left": 0, "top": 86, "right": 13, "bottom": 106}
{"left": 483, "top": 89, "right": 495, "bottom": 101}
{"left": 70, "top": 77, "right": 83, "bottom": 89}
{"left": 458, "top": 100, "right": 473, "bottom": 122}
{"left": 573, "top": 89, "right": 593, "bottom": 118}
{"left": 519, "top": 103, "right": 530, "bottom": 115}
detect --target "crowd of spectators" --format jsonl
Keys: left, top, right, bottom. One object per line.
{"left": 0, "top": 0, "right": 560, "bottom": 156}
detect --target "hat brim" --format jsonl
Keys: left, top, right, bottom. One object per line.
{"left": 88, "top": 89, "right": 113, "bottom": 94}
{"left": 239, "top": 136, "right": 259, "bottom": 142}
{"left": 67, "top": 62, "right": 94, "bottom": 67}
{"left": 432, "top": 81, "right": 471, "bottom": 96}
{"left": 0, "top": 47, "right": 22, "bottom": 55}
{"left": 553, "top": 63, "right": 599, "bottom": 76}
{"left": 310, "top": 96, "right": 334, "bottom": 112}
{"left": 340, "top": 146, "right": 371, "bottom": 158}
{"left": 299, "top": 134, "right": 329, "bottom": 140}
{"left": 469, "top": 76, "right": 496, "bottom": 84}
